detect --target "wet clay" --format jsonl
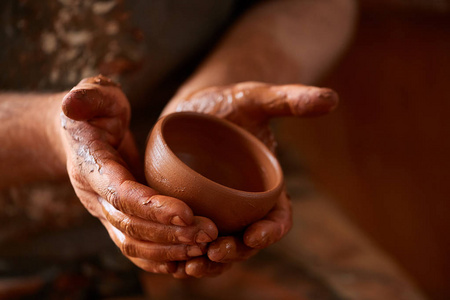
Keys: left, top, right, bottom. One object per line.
{"left": 80, "top": 74, "right": 121, "bottom": 87}
{"left": 145, "top": 112, "right": 283, "bottom": 234}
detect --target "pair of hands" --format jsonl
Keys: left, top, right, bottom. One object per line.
{"left": 58, "top": 75, "right": 337, "bottom": 278}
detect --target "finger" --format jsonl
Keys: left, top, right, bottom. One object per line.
{"left": 117, "top": 131, "right": 145, "bottom": 182}
{"left": 101, "top": 198, "right": 217, "bottom": 244}
{"left": 172, "top": 262, "right": 189, "bottom": 279}
{"left": 185, "top": 257, "right": 232, "bottom": 278}
{"left": 127, "top": 256, "right": 178, "bottom": 274}
{"left": 172, "top": 261, "right": 189, "bottom": 279}
{"left": 110, "top": 181, "right": 196, "bottom": 227}
{"left": 102, "top": 221, "right": 207, "bottom": 261}
{"left": 207, "top": 236, "right": 259, "bottom": 263}
{"left": 62, "top": 115, "right": 125, "bottom": 149}
{"left": 232, "top": 82, "right": 338, "bottom": 118}
{"left": 69, "top": 138, "right": 196, "bottom": 226}
{"left": 87, "top": 117, "right": 127, "bottom": 146}
{"left": 265, "top": 85, "right": 339, "bottom": 117}
{"left": 62, "top": 75, "right": 128, "bottom": 121}
{"left": 243, "top": 191, "right": 293, "bottom": 249}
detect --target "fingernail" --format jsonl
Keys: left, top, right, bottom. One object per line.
{"left": 171, "top": 216, "right": 187, "bottom": 226}
{"left": 208, "top": 247, "right": 226, "bottom": 262}
{"left": 160, "top": 264, "right": 170, "bottom": 273}
{"left": 178, "top": 235, "right": 191, "bottom": 243}
{"left": 187, "top": 245, "right": 203, "bottom": 257}
{"left": 195, "top": 230, "right": 213, "bottom": 243}
{"left": 245, "top": 232, "right": 269, "bottom": 249}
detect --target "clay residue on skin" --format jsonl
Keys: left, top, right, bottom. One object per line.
{"left": 268, "top": 85, "right": 339, "bottom": 118}
{"left": 175, "top": 88, "right": 232, "bottom": 118}
{"left": 60, "top": 111, "right": 76, "bottom": 130}
{"left": 61, "top": 106, "right": 103, "bottom": 175}
{"left": 82, "top": 74, "right": 121, "bottom": 88}
{"left": 171, "top": 82, "right": 338, "bottom": 153}
{"left": 77, "top": 144, "right": 102, "bottom": 174}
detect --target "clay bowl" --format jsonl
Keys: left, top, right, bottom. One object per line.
{"left": 145, "top": 112, "right": 283, "bottom": 234}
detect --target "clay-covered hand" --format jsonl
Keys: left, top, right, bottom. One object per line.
{"left": 162, "top": 82, "right": 338, "bottom": 277}
{"left": 162, "top": 82, "right": 338, "bottom": 152}
{"left": 58, "top": 75, "right": 218, "bottom": 275}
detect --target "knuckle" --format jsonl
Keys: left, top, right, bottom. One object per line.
{"left": 67, "top": 166, "right": 92, "bottom": 194}
{"left": 166, "top": 246, "right": 186, "bottom": 261}
{"left": 120, "top": 218, "right": 136, "bottom": 237}
{"left": 67, "top": 164, "right": 82, "bottom": 182}
{"left": 165, "top": 231, "right": 177, "bottom": 244}
{"left": 165, "top": 250, "right": 177, "bottom": 261}
{"left": 170, "top": 232, "right": 181, "bottom": 244}
{"left": 173, "top": 227, "right": 192, "bottom": 244}
{"left": 114, "top": 180, "right": 136, "bottom": 211}
{"left": 120, "top": 239, "right": 135, "bottom": 257}
{"left": 105, "top": 185, "right": 121, "bottom": 210}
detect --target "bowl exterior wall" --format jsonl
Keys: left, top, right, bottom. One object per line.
{"left": 145, "top": 112, "right": 283, "bottom": 234}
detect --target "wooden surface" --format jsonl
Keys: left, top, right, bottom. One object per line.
{"left": 276, "top": 5, "right": 450, "bottom": 299}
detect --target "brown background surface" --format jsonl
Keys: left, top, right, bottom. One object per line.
{"left": 277, "top": 2, "right": 450, "bottom": 299}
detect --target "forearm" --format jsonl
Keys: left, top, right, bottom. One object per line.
{"left": 168, "top": 0, "right": 356, "bottom": 108}
{"left": 0, "top": 92, "right": 67, "bottom": 188}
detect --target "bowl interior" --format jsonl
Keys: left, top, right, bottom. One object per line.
{"left": 162, "top": 113, "right": 280, "bottom": 193}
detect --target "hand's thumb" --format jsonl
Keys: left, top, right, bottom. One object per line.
{"left": 62, "top": 75, "right": 126, "bottom": 121}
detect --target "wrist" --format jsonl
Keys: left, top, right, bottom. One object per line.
{"left": 45, "top": 92, "right": 69, "bottom": 174}
{"left": 0, "top": 92, "right": 69, "bottom": 188}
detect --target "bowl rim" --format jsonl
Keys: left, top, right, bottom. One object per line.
{"left": 153, "top": 111, "right": 284, "bottom": 197}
